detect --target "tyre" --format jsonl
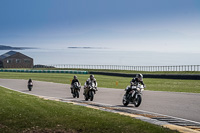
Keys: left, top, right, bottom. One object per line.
{"left": 76, "top": 90, "right": 79, "bottom": 98}
{"left": 134, "top": 95, "right": 142, "bottom": 107}
{"left": 72, "top": 89, "right": 76, "bottom": 98}
{"left": 89, "top": 91, "right": 94, "bottom": 101}
{"left": 85, "top": 96, "right": 88, "bottom": 101}
{"left": 73, "top": 93, "right": 76, "bottom": 98}
{"left": 84, "top": 94, "right": 88, "bottom": 101}
{"left": 122, "top": 96, "right": 129, "bottom": 106}
{"left": 28, "top": 86, "right": 32, "bottom": 91}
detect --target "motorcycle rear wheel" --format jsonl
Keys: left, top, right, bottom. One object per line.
{"left": 122, "top": 96, "right": 129, "bottom": 106}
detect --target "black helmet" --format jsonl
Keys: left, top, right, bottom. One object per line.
{"left": 136, "top": 74, "right": 143, "bottom": 81}
{"left": 90, "top": 75, "right": 94, "bottom": 80}
{"left": 74, "top": 75, "right": 77, "bottom": 79}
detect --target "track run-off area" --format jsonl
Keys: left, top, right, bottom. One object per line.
{"left": 1, "top": 79, "right": 200, "bottom": 133}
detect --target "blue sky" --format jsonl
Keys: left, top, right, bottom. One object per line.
{"left": 0, "top": 0, "right": 200, "bottom": 53}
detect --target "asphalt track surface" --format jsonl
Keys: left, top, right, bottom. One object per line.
{"left": 0, "top": 79, "right": 200, "bottom": 123}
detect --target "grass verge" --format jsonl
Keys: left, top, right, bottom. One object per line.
{"left": 1, "top": 72, "right": 200, "bottom": 93}
{"left": 0, "top": 86, "right": 178, "bottom": 133}
{"left": 3, "top": 68, "right": 200, "bottom": 74}
{"left": 32, "top": 68, "right": 200, "bottom": 74}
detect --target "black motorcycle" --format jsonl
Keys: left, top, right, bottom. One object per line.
{"left": 84, "top": 82, "right": 97, "bottom": 101}
{"left": 72, "top": 82, "right": 81, "bottom": 98}
{"left": 28, "top": 82, "right": 33, "bottom": 91}
{"left": 122, "top": 84, "right": 144, "bottom": 107}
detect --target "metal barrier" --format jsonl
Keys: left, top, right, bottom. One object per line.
{"left": 90, "top": 71, "right": 200, "bottom": 80}
{"left": 47, "top": 64, "right": 200, "bottom": 72}
{"left": 0, "top": 69, "right": 88, "bottom": 74}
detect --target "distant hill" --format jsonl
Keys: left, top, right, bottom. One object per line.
{"left": 0, "top": 45, "right": 34, "bottom": 50}
{"left": 68, "top": 47, "right": 107, "bottom": 49}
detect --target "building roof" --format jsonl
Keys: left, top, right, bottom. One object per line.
{"left": 0, "top": 51, "right": 18, "bottom": 60}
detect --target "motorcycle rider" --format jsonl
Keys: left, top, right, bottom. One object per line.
{"left": 84, "top": 75, "right": 97, "bottom": 95}
{"left": 28, "top": 78, "right": 33, "bottom": 90}
{"left": 28, "top": 79, "right": 33, "bottom": 85}
{"left": 70, "top": 75, "right": 81, "bottom": 94}
{"left": 125, "top": 73, "right": 145, "bottom": 96}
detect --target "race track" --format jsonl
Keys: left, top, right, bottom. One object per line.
{"left": 0, "top": 79, "right": 200, "bottom": 123}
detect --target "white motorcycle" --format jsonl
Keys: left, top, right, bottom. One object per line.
{"left": 84, "top": 82, "right": 97, "bottom": 101}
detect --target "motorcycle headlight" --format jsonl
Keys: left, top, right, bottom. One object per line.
{"left": 132, "top": 86, "right": 136, "bottom": 89}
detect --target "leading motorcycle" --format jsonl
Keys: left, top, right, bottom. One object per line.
{"left": 122, "top": 83, "right": 144, "bottom": 107}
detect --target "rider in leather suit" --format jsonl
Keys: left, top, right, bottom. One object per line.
{"left": 125, "top": 74, "right": 145, "bottom": 96}
{"left": 83, "top": 75, "right": 97, "bottom": 95}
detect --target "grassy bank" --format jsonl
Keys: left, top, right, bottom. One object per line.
{"left": 0, "top": 72, "right": 200, "bottom": 93}
{"left": 0, "top": 86, "right": 178, "bottom": 133}
{"left": 32, "top": 68, "right": 200, "bottom": 74}
{"left": 3, "top": 68, "right": 200, "bottom": 74}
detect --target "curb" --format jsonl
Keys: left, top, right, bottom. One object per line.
{"left": 63, "top": 101, "right": 200, "bottom": 133}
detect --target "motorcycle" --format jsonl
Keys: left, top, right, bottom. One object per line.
{"left": 122, "top": 84, "right": 144, "bottom": 107}
{"left": 28, "top": 82, "right": 33, "bottom": 91}
{"left": 84, "top": 82, "right": 97, "bottom": 101}
{"left": 72, "top": 82, "right": 81, "bottom": 98}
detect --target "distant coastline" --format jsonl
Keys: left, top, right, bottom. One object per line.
{"left": 68, "top": 47, "right": 107, "bottom": 49}
{"left": 0, "top": 45, "right": 35, "bottom": 50}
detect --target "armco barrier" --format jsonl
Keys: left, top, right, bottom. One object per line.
{"left": 0, "top": 69, "right": 88, "bottom": 74}
{"left": 89, "top": 71, "right": 200, "bottom": 80}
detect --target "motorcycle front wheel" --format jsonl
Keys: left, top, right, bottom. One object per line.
{"left": 72, "top": 89, "right": 76, "bottom": 98}
{"left": 28, "top": 85, "right": 32, "bottom": 91}
{"left": 84, "top": 93, "right": 88, "bottom": 101}
{"left": 75, "top": 90, "right": 79, "bottom": 98}
{"left": 134, "top": 95, "right": 142, "bottom": 107}
{"left": 89, "top": 91, "right": 94, "bottom": 101}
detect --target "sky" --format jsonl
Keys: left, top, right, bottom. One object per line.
{"left": 0, "top": 0, "right": 200, "bottom": 54}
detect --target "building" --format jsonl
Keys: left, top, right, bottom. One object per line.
{"left": 0, "top": 51, "right": 33, "bottom": 68}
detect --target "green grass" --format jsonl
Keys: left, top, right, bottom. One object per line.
{"left": 3, "top": 67, "right": 200, "bottom": 74}
{"left": 0, "top": 86, "right": 178, "bottom": 133}
{"left": 31, "top": 68, "right": 200, "bottom": 74}
{"left": 0, "top": 72, "right": 200, "bottom": 93}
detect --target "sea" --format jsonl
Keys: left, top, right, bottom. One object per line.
{"left": 0, "top": 48, "right": 200, "bottom": 66}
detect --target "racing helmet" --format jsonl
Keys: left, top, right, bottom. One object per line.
{"left": 136, "top": 73, "right": 143, "bottom": 81}
{"left": 90, "top": 74, "right": 94, "bottom": 80}
{"left": 74, "top": 75, "right": 77, "bottom": 79}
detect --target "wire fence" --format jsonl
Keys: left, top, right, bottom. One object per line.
{"left": 42, "top": 64, "right": 200, "bottom": 72}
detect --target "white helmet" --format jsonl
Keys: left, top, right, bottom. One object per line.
{"left": 90, "top": 75, "right": 94, "bottom": 80}
{"left": 136, "top": 74, "right": 143, "bottom": 81}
